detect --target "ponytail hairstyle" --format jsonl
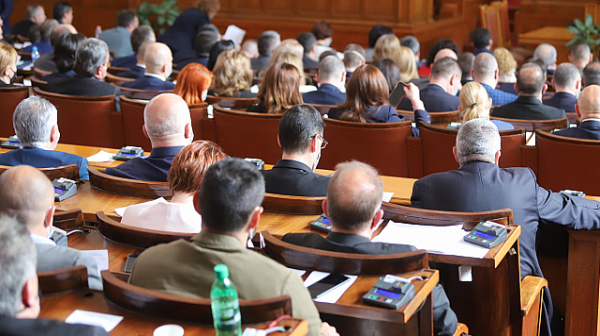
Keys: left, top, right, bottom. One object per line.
{"left": 460, "top": 81, "right": 492, "bottom": 123}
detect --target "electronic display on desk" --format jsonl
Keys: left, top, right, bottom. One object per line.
{"left": 474, "top": 231, "right": 495, "bottom": 240}
{"left": 52, "top": 178, "right": 77, "bottom": 202}
{"left": 375, "top": 288, "right": 401, "bottom": 299}
{"left": 113, "top": 146, "right": 144, "bottom": 161}
{"left": 54, "top": 188, "right": 65, "bottom": 194}
{"left": 310, "top": 214, "right": 332, "bottom": 233}
{"left": 463, "top": 221, "right": 507, "bottom": 248}
{"left": 363, "top": 275, "right": 415, "bottom": 309}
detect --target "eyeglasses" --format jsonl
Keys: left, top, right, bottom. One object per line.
{"left": 313, "top": 134, "right": 328, "bottom": 149}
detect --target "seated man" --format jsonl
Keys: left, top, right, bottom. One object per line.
{"left": 569, "top": 43, "right": 593, "bottom": 74}
{"left": 457, "top": 52, "right": 474, "bottom": 86}
{"left": 282, "top": 161, "right": 458, "bottom": 336}
{"left": 53, "top": 1, "right": 73, "bottom": 24}
{"left": 23, "top": 19, "right": 57, "bottom": 54}
{"left": 114, "top": 40, "right": 151, "bottom": 79}
{"left": 121, "top": 42, "right": 174, "bottom": 91}
{"left": 0, "top": 216, "right": 109, "bottom": 336}
{"left": 105, "top": 93, "right": 192, "bottom": 182}
{"left": 98, "top": 9, "right": 138, "bottom": 58}
{"left": 173, "top": 24, "right": 218, "bottom": 70}
{"left": 534, "top": 43, "right": 557, "bottom": 75}
{"left": 0, "top": 165, "right": 102, "bottom": 290}
{"left": 543, "top": 63, "right": 580, "bottom": 113}
{"left": 491, "top": 63, "right": 567, "bottom": 120}
{"left": 0, "top": 96, "right": 89, "bottom": 179}
{"left": 554, "top": 85, "right": 600, "bottom": 139}
{"left": 411, "top": 118, "right": 600, "bottom": 335}
{"left": 297, "top": 32, "right": 319, "bottom": 68}
{"left": 129, "top": 158, "right": 337, "bottom": 336}
{"left": 583, "top": 61, "right": 600, "bottom": 87}
{"left": 111, "top": 25, "right": 155, "bottom": 69}
{"left": 400, "top": 35, "right": 422, "bottom": 66}
{"left": 343, "top": 44, "right": 365, "bottom": 81}
{"left": 261, "top": 104, "right": 331, "bottom": 197}
{"left": 471, "top": 27, "right": 493, "bottom": 56}
{"left": 472, "top": 53, "right": 517, "bottom": 106}
{"left": 12, "top": 4, "right": 46, "bottom": 39}
{"left": 302, "top": 56, "right": 346, "bottom": 105}
{"left": 33, "top": 23, "right": 77, "bottom": 73}
{"left": 251, "top": 30, "right": 280, "bottom": 71}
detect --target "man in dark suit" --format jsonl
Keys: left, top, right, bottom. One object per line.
{"left": 544, "top": 63, "right": 580, "bottom": 113}
{"left": 0, "top": 0, "right": 12, "bottom": 36}
{"left": 251, "top": 31, "right": 280, "bottom": 71}
{"left": 121, "top": 42, "right": 174, "bottom": 91}
{"left": 173, "top": 25, "right": 217, "bottom": 70}
{"left": 117, "top": 40, "right": 152, "bottom": 79}
{"left": 0, "top": 96, "right": 89, "bottom": 179}
{"left": 471, "top": 28, "right": 494, "bottom": 57}
{"left": 33, "top": 23, "right": 77, "bottom": 73}
{"left": 491, "top": 63, "right": 567, "bottom": 120}
{"left": 261, "top": 104, "right": 331, "bottom": 197}
{"left": 472, "top": 53, "right": 517, "bottom": 106}
{"left": 0, "top": 216, "right": 109, "bottom": 336}
{"left": 411, "top": 118, "right": 600, "bottom": 336}
{"left": 458, "top": 52, "right": 474, "bottom": 86}
{"left": 283, "top": 161, "right": 458, "bottom": 336}
{"left": 554, "top": 85, "right": 600, "bottom": 139}
{"left": 297, "top": 32, "right": 319, "bottom": 69}
{"left": 111, "top": 25, "right": 155, "bottom": 69}
{"left": 12, "top": 4, "right": 45, "bottom": 38}
{"left": 105, "top": 93, "right": 193, "bottom": 182}
{"left": 303, "top": 56, "right": 346, "bottom": 105}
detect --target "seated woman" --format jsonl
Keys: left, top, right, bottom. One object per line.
{"left": 121, "top": 140, "right": 227, "bottom": 233}
{"left": 0, "top": 43, "right": 17, "bottom": 87}
{"left": 494, "top": 47, "right": 518, "bottom": 95}
{"left": 42, "top": 33, "right": 85, "bottom": 82}
{"left": 246, "top": 62, "right": 303, "bottom": 114}
{"left": 372, "top": 34, "right": 400, "bottom": 63}
{"left": 392, "top": 46, "right": 419, "bottom": 82}
{"left": 173, "top": 62, "right": 214, "bottom": 105}
{"left": 207, "top": 39, "right": 235, "bottom": 71}
{"left": 268, "top": 40, "right": 307, "bottom": 85}
{"left": 372, "top": 58, "right": 401, "bottom": 94}
{"left": 328, "top": 64, "right": 429, "bottom": 137}
{"left": 460, "top": 81, "right": 514, "bottom": 131}
{"left": 210, "top": 49, "right": 255, "bottom": 98}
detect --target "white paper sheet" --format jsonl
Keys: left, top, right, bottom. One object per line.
{"left": 114, "top": 197, "right": 165, "bottom": 217}
{"left": 79, "top": 250, "right": 109, "bottom": 271}
{"left": 382, "top": 192, "right": 394, "bottom": 203}
{"left": 223, "top": 25, "right": 246, "bottom": 45}
{"left": 372, "top": 221, "right": 489, "bottom": 259}
{"left": 304, "top": 271, "right": 358, "bottom": 303}
{"left": 289, "top": 268, "right": 306, "bottom": 277}
{"left": 87, "top": 150, "right": 116, "bottom": 162}
{"left": 66, "top": 310, "right": 123, "bottom": 332}
{"left": 22, "top": 79, "right": 31, "bottom": 87}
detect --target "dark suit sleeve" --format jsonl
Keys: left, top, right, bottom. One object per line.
{"left": 410, "top": 180, "right": 424, "bottom": 208}
{"left": 537, "top": 182, "right": 600, "bottom": 230}
{"left": 1, "top": 0, "right": 13, "bottom": 21}
{"left": 412, "top": 109, "right": 430, "bottom": 137}
{"left": 431, "top": 284, "right": 458, "bottom": 336}
{"left": 385, "top": 106, "right": 403, "bottom": 123}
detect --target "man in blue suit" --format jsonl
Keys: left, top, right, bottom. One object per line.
{"left": 554, "top": 85, "right": 600, "bottom": 140}
{"left": 121, "top": 42, "right": 175, "bottom": 91}
{"left": 0, "top": 96, "right": 89, "bottom": 179}
{"left": 472, "top": 53, "right": 517, "bottom": 106}
{"left": 544, "top": 63, "right": 580, "bottom": 113}
{"left": 303, "top": 56, "right": 346, "bottom": 106}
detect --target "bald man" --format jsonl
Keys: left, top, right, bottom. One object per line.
{"left": 569, "top": 43, "right": 593, "bottom": 73}
{"left": 33, "top": 23, "right": 77, "bottom": 72}
{"left": 282, "top": 161, "right": 458, "bottom": 336}
{"left": 491, "top": 63, "right": 567, "bottom": 120}
{"left": 543, "top": 63, "right": 581, "bottom": 112}
{"left": 472, "top": 53, "right": 517, "bottom": 106}
{"left": 534, "top": 43, "right": 557, "bottom": 73}
{"left": 553, "top": 85, "right": 600, "bottom": 139}
{"left": 121, "top": 42, "right": 174, "bottom": 90}
{"left": 0, "top": 165, "right": 102, "bottom": 290}
{"left": 105, "top": 93, "right": 193, "bottom": 181}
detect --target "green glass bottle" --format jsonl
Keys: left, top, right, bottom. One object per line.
{"left": 211, "top": 264, "right": 242, "bottom": 336}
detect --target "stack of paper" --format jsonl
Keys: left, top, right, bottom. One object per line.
{"left": 66, "top": 310, "right": 123, "bottom": 332}
{"left": 304, "top": 272, "right": 357, "bottom": 303}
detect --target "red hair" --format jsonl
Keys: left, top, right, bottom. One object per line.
{"left": 174, "top": 63, "right": 214, "bottom": 105}
{"left": 167, "top": 140, "right": 227, "bottom": 194}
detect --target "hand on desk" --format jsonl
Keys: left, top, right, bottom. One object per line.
{"left": 320, "top": 322, "right": 339, "bottom": 336}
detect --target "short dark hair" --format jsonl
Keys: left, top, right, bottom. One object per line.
{"left": 53, "top": 33, "right": 85, "bottom": 72}
{"left": 279, "top": 104, "right": 323, "bottom": 154}
{"left": 131, "top": 25, "right": 155, "bottom": 54}
{"left": 471, "top": 28, "right": 491, "bottom": 49}
{"left": 372, "top": 58, "right": 401, "bottom": 94}
{"left": 457, "top": 52, "right": 475, "bottom": 79}
{"left": 194, "top": 26, "right": 219, "bottom": 56}
{"left": 430, "top": 56, "right": 461, "bottom": 80}
{"left": 257, "top": 31, "right": 280, "bottom": 57}
{"left": 368, "top": 24, "right": 393, "bottom": 49}
{"left": 517, "top": 63, "right": 545, "bottom": 94}
{"left": 553, "top": 63, "right": 580, "bottom": 88}
{"left": 311, "top": 21, "right": 333, "bottom": 40}
{"left": 53, "top": 2, "right": 72, "bottom": 22}
{"left": 117, "top": 9, "right": 137, "bottom": 28}
{"left": 199, "top": 158, "right": 265, "bottom": 233}
{"left": 583, "top": 61, "right": 600, "bottom": 87}
{"left": 426, "top": 39, "right": 459, "bottom": 66}
{"left": 400, "top": 36, "right": 420, "bottom": 55}
{"left": 319, "top": 50, "right": 337, "bottom": 62}
{"left": 207, "top": 40, "right": 235, "bottom": 71}
{"left": 297, "top": 32, "right": 316, "bottom": 55}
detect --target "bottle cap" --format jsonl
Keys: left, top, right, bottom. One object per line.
{"left": 32, "top": 46, "right": 38, "bottom": 51}
{"left": 214, "top": 264, "right": 229, "bottom": 280}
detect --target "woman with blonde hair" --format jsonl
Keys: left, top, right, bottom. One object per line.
{"left": 174, "top": 62, "right": 214, "bottom": 105}
{"left": 269, "top": 51, "right": 306, "bottom": 85}
{"left": 372, "top": 34, "right": 400, "bottom": 63}
{"left": 211, "top": 49, "right": 255, "bottom": 98}
{"left": 494, "top": 47, "right": 518, "bottom": 94}
{"left": 0, "top": 43, "right": 18, "bottom": 87}
{"left": 460, "top": 82, "right": 514, "bottom": 130}
{"left": 246, "top": 62, "right": 303, "bottom": 114}
{"left": 392, "top": 46, "right": 419, "bottom": 82}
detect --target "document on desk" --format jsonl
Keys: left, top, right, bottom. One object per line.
{"left": 382, "top": 192, "right": 394, "bottom": 202}
{"left": 79, "top": 250, "right": 109, "bottom": 271}
{"left": 304, "top": 271, "right": 357, "bottom": 303}
{"left": 65, "top": 310, "right": 123, "bottom": 332}
{"left": 373, "top": 221, "right": 489, "bottom": 259}
{"left": 114, "top": 197, "right": 165, "bottom": 217}
{"left": 87, "top": 150, "right": 116, "bottom": 162}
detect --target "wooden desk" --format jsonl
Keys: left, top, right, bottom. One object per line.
{"left": 518, "top": 27, "right": 574, "bottom": 64}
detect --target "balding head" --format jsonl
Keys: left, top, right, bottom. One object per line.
{"left": 472, "top": 52, "right": 499, "bottom": 85}
{"left": 0, "top": 166, "right": 55, "bottom": 233}
{"left": 143, "top": 93, "right": 193, "bottom": 148}
{"left": 576, "top": 85, "right": 600, "bottom": 120}
{"left": 144, "top": 42, "right": 173, "bottom": 78}
{"left": 570, "top": 43, "right": 593, "bottom": 68}
{"left": 434, "top": 48, "right": 458, "bottom": 62}
{"left": 534, "top": 44, "right": 557, "bottom": 69}
{"left": 50, "top": 23, "right": 77, "bottom": 47}
{"left": 516, "top": 63, "right": 546, "bottom": 96}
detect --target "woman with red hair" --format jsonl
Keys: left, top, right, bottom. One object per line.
{"left": 246, "top": 62, "right": 303, "bottom": 114}
{"left": 173, "top": 62, "right": 214, "bottom": 105}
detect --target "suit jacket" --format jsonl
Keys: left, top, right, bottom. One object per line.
{"left": 328, "top": 105, "right": 430, "bottom": 137}
{"left": 261, "top": 159, "right": 331, "bottom": 197}
{"left": 41, "top": 70, "right": 75, "bottom": 82}
{"left": 45, "top": 75, "right": 122, "bottom": 97}
{"left": 397, "top": 84, "right": 460, "bottom": 112}
{"left": 302, "top": 55, "right": 319, "bottom": 68}
{"left": 409, "top": 77, "right": 430, "bottom": 91}
{"left": 130, "top": 231, "right": 322, "bottom": 336}
{"left": 251, "top": 55, "right": 270, "bottom": 71}
{"left": 34, "top": 52, "right": 57, "bottom": 73}
{"left": 491, "top": 95, "right": 567, "bottom": 120}
{"left": 120, "top": 75, "right": 175, "bottom": 91}
{"left": 0, "top": 317, "right": 109, "bottom": 336}
{"left": 471, "top": 48, "right": 494, "bottom": 57}
{"left": 0, "top": 0, "right": 12, "bottom": 34}
{"left": 553, "top": 119, "right": 600, "bottom": 140}
{"left": 23, "top": 41, "right": 52, "bottom": 54}
{"left": 110, "top": 54, "right": 137, "bottom": 69}
{"left": 157, "top": 8, "right": 210, "bottom": 55}
{"left": 11, "top": 19, "right": 34, "bottom": 38}
{"left": 104, "top": 145, "right": 183, "bottom": 182}
{"left": 117, "top": 65, "right": 144, "bottom": 79}
{"left": 36, "top": 243, "right": 102, "bottom": 290}
{"left": 543, "top": 91, "right": 577, "bottom": 113}
{"left": 0, "top": 147, "right": 89, "bottom": 179}
{"left": 99, "top": 26, "right": 133, "bottom": 58}
{"left": 497, "top": 82, "right": 517, "bottom": 95}
{"left": 302, "top": 83, "right": 346, "bottom": 105}
{"left": 480, "top": 82, "right": 517, "bottom": 106}
{"left": 282, "top": 232, "right": 458, "bottom": 336}
{"left": 173, "top": 50, "right": 208, "bottom": 70}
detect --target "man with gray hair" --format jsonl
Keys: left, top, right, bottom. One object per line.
{"left": 534, "top": 43, "right": 558, "bottom": 74}
{"left": 283, "top": 160, "right": 458, "bottom": 336}
{"left": 401, "top": 35, "right": 422, "bottom": 65}
{"left": 251, "top": 30, "right": 280, "bottom": 71}
{"left": 105, "top": 93, "right": 193, "bottom": 182}
{"left": 472, "top": 52, "right": 517, "bottom": 106}
{"left": 0, "top": 96, "right": 89, "bottom": 179}
{"left": 121, "top": 42, "right": 174, "bottom": 90}
{"left": 302, "top": 56, "right": 346, "bottom": 105}
{"left": 343, "top": 43, "right": 365, "bottom": 81}
{"left": 554, "top": 85, "right": 600, "bottom": 139}
{"left": 569, "top": 43, "right": 593, "bottom": 73}
{"left": 543, "top": 63, "right": 581, "bottom": 112}
{"left": 412, "top": 118, "right": 600, "bottom": 336}
{"left": 12, "top": 4, "right": 46, "bottom": 39}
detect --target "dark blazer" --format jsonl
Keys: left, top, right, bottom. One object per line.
{"left": 302, "top": 83, "right": 346, "bottom": 106}
{"left": 261, "top": 159, "right": 331, "bottom": 197}
{"left": 11, "top": 19, "right": 34, "bottom": 38}
{"left": 41, "top": 70, "right": 75, "bottom": 82}
{"left": 118, "top": 65, "right": 145, "bottom": 79}
{"left": 111, "top": 54, "right": 137, "bottom": 69}
{"left": 251, "top": 55, "right": 270, "bottom": 71}
{"left": 497, "top": 82, "right": 517, "bottom": 95}
{"left": 543, "top": 91, "right": 577, "bottom": 113}
{"left": 282, "top": 232, "right": 458, "bottom": 336}
{"left": 302, "top": 55, "right": 319, "bottom": 68}
{"left": 0, "top": 0, "right": 12, "bottom": 34}
{"left": 46, "top": 75, "right": 122, "bottom": 97}
{"left": 409, "top": 77, "right": 430, "bottom": 91}
{"left": 328, "top": 105, "right": 430, "bottom": 137}
{"left": 104, "top": 145, "right": 183, "bottom": 182}
{"left": 0, "top": 147, "right": 89, "bottom": 179}
{"left": 471, "top": 48, "right": 494, "bottom": 57}
{"left": 397, "top": 84, "right": 460, "bottom": 112}
{"left": 157, "top": 8, "right": 210, "bottom": 55}
{"left": 173, "top": 50, "right": 208, "bottom": 70}
{"left": 491, "top": 95, "right": 567, "bottom": 120}
{"left": 553, "top": 119, "right": 600, "bottom": 140}
{"left": 33, "top": 52, "right": 57, "bottom": 73}
{"left": 120, "top": 75, "right": 175, "bottom": 91}
{"left": 0, "top": 317, "right": 109, "bottom": 336}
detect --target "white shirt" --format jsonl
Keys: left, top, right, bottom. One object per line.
{"left": 30, "top": 233, "right": 55, "bottom": 246}
{"left": 145, "top": 72, "right": 167, "bottom": 81}
{"left": 121, "top": 198, "right": 202, "bottom": 233}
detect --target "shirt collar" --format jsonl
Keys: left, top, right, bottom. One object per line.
{"left": 582, "top": 118, "right": 600, "bottom": 123}
{"left": 145, "top": 73, "right": 167, "bottom": 81}
{"left": 149, "top": 146, "right": 185, "bottom": 158}
{"left": 272, "top": 159, "right": 313, "bottom": 172}
{"left": 136, "top": 64, "right": 146, "bottom": 68}
{"left": 192, "top": 230, "right": 246, "bottom": 252}
{"left": 30, "top": 233, "right": 55, "bottom": 246}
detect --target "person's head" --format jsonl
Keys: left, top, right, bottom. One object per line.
{"left": 529, "top": 58, "right": 548, "bottom": 79}
{"left": 391, "top": 46, "right": 419, "bottom": 82}
{"left": 143, "top": 93, "right": 193, "bottom": 148}
{"left": 53, "top": 2, "right": 73, "bottom": 24}
{"left": 26, "top": 4, "right": 46, "bottom": 24}
{"left": 174, "top": 63, "right": 213, "bottom": 105}
{"left": 136, "top": 40, "right": 153, "bottom": 66}
{"left": 493, "top": 47, "right": 517, "bottom": 77}
{"left": 516, "top": 62, "right": 546, "bottom": 96}
{"left": 311, "top": 21, "right": 333, "bottom": 46}
{"left": 575, "top": 85, "right": 600, "bottom": 120}
{"left": 454, "top": 118, "right": 501, "bottom": 165}
{"left": 194, "top": 25, "right": 220, "bottom": 57}
{"left": 372, "top": 58, "right": 401, "bottom": 94}
{"left": 368, "top": 24, "right": 394, "bottom": 49}
{"left": 472, "top": 27, "right": 492, "bottom": 49}
{"left": 116, "top": 9, "right": 138, "bottom": 32}
{"left": 343, "top": 45, "right": 366, "bottom": 72}
{"left": 257, "top": 30, "right": 280, "bottom": 57}
{"left": 52, "top": 32, "right": 85, "bottom": 73}
{"left": 28, "top": 24, "right": 42, "bottom": 44}
{"left": 400, "top": 35, "right": 420, "bottom": 58}
{"left": 297, "top": 32, "right": 317, "bottom": 59}
{"left": 144, "top": 42, "right": 173, "bottom": 78}
{"left": 534, "top": 43, "right": 557, "bottom": 69}
{"left": 73, "top": 38, "right": 109, "bottom": 79}
{"left": 459, "top": 82, "right": 493, "bottom": 123}
{"left": 472, "top": 52, "right": 499, "bottom": 85}
{"left": 168, "top": 140, "right": 227, "bottom": 196}
{"left": 326, "top": 161, "right": 384, "bottom": 235}
{"left": 552, "top": 63, "right": 581, "bottom": 95}
{"left": 430, "top": 56, "right": 462, "bottom": 95}
{"left": 271, "top": 39, "right": 304, "bottom": 61}
{"left": 278, "top": 104, "right": 325, "bottom": 170}
{"left": 194, "top": 0, "right": 221, "bottom": 19}
{"left": 241, "top": 39, "right": 258, "bottom": 59}
{"left": 317, "top": 55, "right": 345, "bottom": 89}
{"left": 570, "top": 43, "right": 593, "bottom": 68}
{"left": 319, "top": 50, "right": 337, "bottom": 62}
{"left": 269, "top": 49, "right": 305, "bottom": 85}
{"left": 372, "top": 34, "right": 400, "bottom": 63}
{"left": 0, "top": 43, "right": 17, "bottom": 84}
{"left": 338, "top": 64, "right": 389, "bottom": 122}
{"left": 198, "top": 158, "right": 265, "bottom": 239}
{"left": 426, "top": 39, "right": 460, "bottom": 66}
{"left": 131, "top": 25, "right": 156, "bottom": 54}
{"left": 207, "top": 39, "right": 235, "bottom": 71}
{"left": 434, "top": 48, "right": 458, "bottom": 62}
{"left": 458, "top": 52, "right": 475, "bottom": 80}
{"left": 38, "top": 19, "right": 58, "bottom": 42}
{"left": 49, "top": 23, "right": 77, "bottom": 47}
{"left": 257, "top": 62, "right": 303, "bottom": 114}
{"left": 583, "top": 61, "right": 600, "bottom": 87}
{"left": 212, "top": 49, "right": 253, "bottom": 97}
{"left": 0, "top": 215, "right": 39, "bottom": 319}
{"left": 12, "top": 96, "right": 60, "bottom": 150}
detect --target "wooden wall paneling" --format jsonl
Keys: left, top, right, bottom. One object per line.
{"left": 261, "top": 0, "right": 294, "bottom": 16}
{"left": 297, "top": 0, "right": 330, "bottom": 17}
{"left": 331, "top": 0, "right": 362, "bottom": 20}
{"left": 363, "top": 0, "right": 398, "bottom": 22}
{"left": 514, "top": 0, "right": 587, "bottom": 36}
{"left": 228, "top": 0, "right": 262, "bottom": 14}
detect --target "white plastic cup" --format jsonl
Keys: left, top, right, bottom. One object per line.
{"left": 153, "top": 324, "right": 185, "bottom": 336}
